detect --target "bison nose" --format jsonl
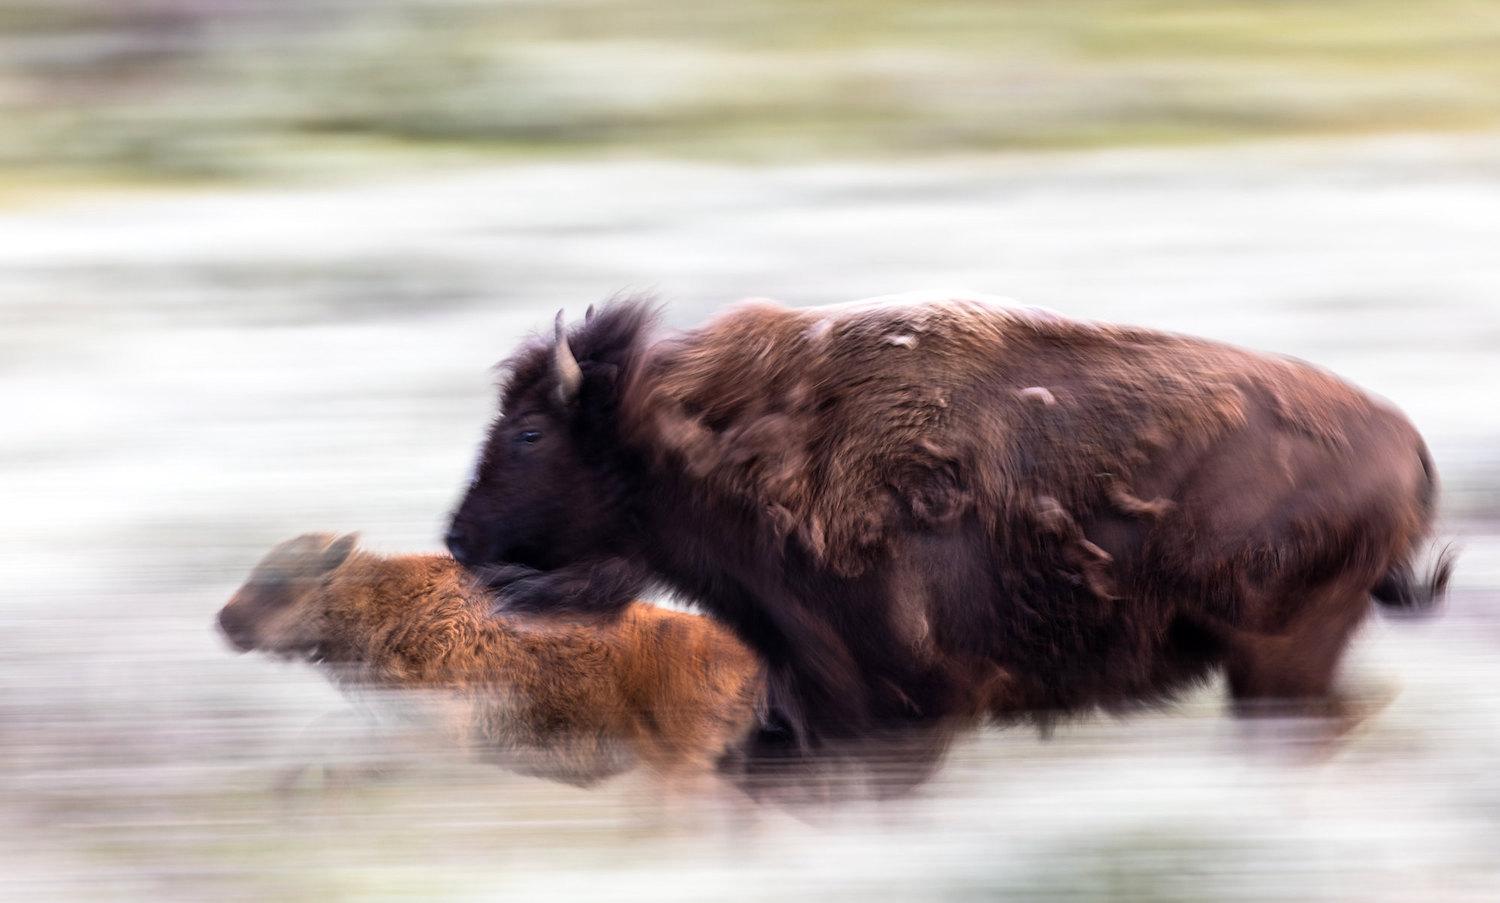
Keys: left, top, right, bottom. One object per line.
{"left": 445, "top": 529, "right": 474, "bottom": 566}
{"left": 217, "top": 607, "right": 254, "bottom": 652}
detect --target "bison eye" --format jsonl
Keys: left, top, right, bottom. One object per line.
{"left": 516, "top": 429, "right": 542, "bottom": 444}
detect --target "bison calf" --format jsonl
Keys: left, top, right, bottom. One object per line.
{"left": 217, "top": 533, "right": 763, "bottom": 788}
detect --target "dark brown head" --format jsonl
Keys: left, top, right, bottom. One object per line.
{"left": 217, "top": 532, "right": 359, "bottom": 658}
{"left": 445, "top": 302, "right": 655, "bottom": 581}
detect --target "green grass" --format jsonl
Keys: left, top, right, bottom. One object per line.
{"left": 2, "top": 0, "right": 1499, "bottom": 184}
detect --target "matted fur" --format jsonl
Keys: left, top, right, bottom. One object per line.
{"left": 218, "top": 534, "right": 763, "bottom": 786}
{"left": 450, "top": 294, "right": 1451, "bottom": 756}
{"left": 626, "top": 297, "right": 1374, "bottom": 579}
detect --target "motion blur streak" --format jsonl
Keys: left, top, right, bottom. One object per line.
{"left": 2, "top": 2, "right": 1500, "bottom": 901}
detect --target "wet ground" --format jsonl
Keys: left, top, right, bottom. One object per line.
{"left": 2, "top": 134, "right": 1499, "bottom": 900}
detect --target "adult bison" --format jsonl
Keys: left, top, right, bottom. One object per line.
{"left": 446, "top": 295, "right": 1451, "bottom": 757}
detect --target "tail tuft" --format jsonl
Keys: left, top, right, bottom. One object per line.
{"left": 1373, "top": 543, "right": 1456, "bottom": 615}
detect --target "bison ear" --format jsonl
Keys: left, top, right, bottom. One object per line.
{"left": 576, "top": 362, "right": 621, "bottom": 419}
{"left": 321, "top": 533, "right": 359, "bottom": 572}
{"left": 556, "top": 298, "right": 654, "bottom": 417}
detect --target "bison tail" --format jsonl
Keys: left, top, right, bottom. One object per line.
{"left": 1372, "top": 544, "right": 1456, "bottom": 615}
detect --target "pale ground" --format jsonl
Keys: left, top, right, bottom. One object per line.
{"left": 2, "top": 134, "right": 1499, "bottom": 900}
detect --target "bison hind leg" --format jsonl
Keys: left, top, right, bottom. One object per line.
{"left": 1224, "top": 578, "right": 1374, "bottom": 739}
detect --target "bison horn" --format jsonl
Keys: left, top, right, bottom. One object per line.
{"left": 553, "top": 310, "right": 583, "bottom": 407}
{"left": 584, "top": 304, "right": 597, "bottom": 322}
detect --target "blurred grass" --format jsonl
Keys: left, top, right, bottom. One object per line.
{"left": 1, "top": 0, "right": 1499, "bottom": 186}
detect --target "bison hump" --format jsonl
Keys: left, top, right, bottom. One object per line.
{"left": 626, "top": 296, "right": 1329, "bottom": 576}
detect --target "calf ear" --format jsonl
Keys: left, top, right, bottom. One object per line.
{"left": 321, "top": 533, "right": 360, "bottom": 572}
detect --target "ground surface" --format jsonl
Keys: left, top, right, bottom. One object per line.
{"left": 6, "top": 0, "right": 1500, "bottom": 181}
{"left": 2, "top": 134, "right": 1499, "bottom": 900}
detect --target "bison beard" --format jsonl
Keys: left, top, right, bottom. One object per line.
{"left": 448, "top": 295, "right": 1451, "bottom": 771}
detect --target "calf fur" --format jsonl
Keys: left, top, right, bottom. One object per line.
{"left": 218, "top": 533, "right": 763, "bottom": 787}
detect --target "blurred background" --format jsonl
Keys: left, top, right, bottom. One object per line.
{"left": 3, "top": 1, "right": 1499, "bottom": 899}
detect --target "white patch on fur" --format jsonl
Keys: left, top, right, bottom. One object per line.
{"left": 1016, "top": 386, "right": 1057, "bottom": 406}
{"left": 885, "top": 333, "right": 917, "bottom": 348}
{"left": 802, "top": 318, "right": 835, "bottom": 344}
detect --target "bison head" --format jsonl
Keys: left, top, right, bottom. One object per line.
{"left": 446, "top": 302, "right": 654, "bottom": 584}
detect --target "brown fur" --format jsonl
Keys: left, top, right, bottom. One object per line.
{"left": 628, "top": 298, "right": 1380, "bottom": 581}
{"left": 218, "top": 533, "right": 764, "bottom": 786}
{"left": 448, "top": 295, "right": 1452, "bottom": 762}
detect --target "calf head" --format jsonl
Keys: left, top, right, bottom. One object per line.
{"left": 217, "top": 532, "right": 359, "bottom": 659}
